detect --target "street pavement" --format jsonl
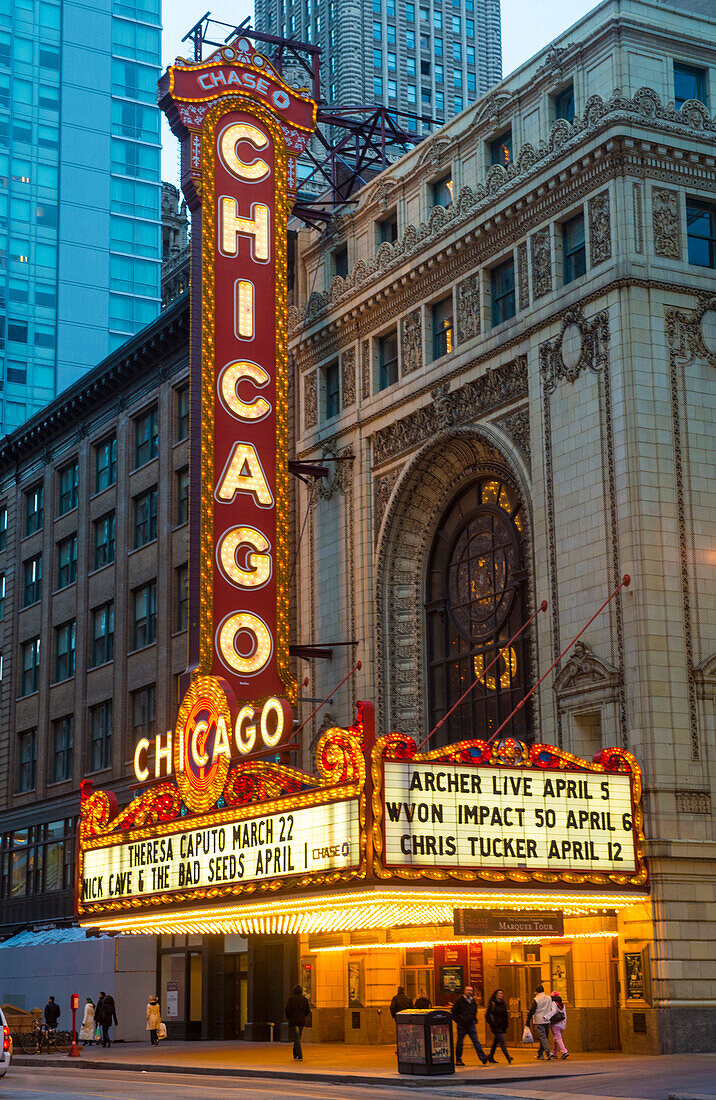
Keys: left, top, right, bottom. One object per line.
{"left": 6, "top": 1043, "right": 716, "bottom": 1100}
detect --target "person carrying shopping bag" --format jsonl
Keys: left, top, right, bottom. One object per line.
{"left": 146, "top": 996, "right": 162, "bottom": 1046}
{"left": 550, "top": 992, "right": 569, "bottom": 1060}
{"left": 525, "top": 984, "right": 555, "bottom": 1060}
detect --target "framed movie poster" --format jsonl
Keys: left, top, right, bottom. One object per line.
{"left": 625, "top": 952, "right": 644, "bottom": 1000}
{"left": 550, "top": 956, "right": 568, "bottom": 993}
{"left": 348, "top": 959, "right": 362, "bottom": 1005}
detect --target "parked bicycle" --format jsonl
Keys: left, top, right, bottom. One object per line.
{"left": 21, "top": 1022, "right": 72, "bottom": 1055}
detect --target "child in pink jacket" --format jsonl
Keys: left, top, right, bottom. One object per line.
{"left": 550, "top": 992, "right": 569, "bottom": 1059}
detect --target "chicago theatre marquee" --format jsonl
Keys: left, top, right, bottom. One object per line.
{"left": 77, "top": 43, "right": 651, "bottom": 1051}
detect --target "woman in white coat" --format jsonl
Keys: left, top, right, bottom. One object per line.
{"left": 79, "top": 998, "right": 95, "bottom": 1046}
{"left": 146, "top": 996, "right": 162, "bottom": 1046}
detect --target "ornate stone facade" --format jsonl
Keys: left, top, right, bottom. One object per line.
{"left": 588, "top": 190, "right": 612, "bottom": 265}
{"left": 371, "top": 356, "right": 527, "bottom": 467}
{"left": 341, "top": 347, "right": 356, "bottom": 408}
{"left": 290, "top": 1, "right": 716, "bottom": 1056}
{"left": 652, "top": 186, "right": 682, "bottom": 258}
{"left": 400, "top": 309, "right": 423, "bottom": 375}
{"left": 456, "top": 273, "right": 481, "bottom": 343}
{"left": 531, "top": 227, "right": 552, "bottom": 299}
{"left": 303, "top": 371, "right": 317, "bottom": 430}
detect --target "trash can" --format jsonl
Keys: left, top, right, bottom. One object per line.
{"left": 395, "top": 1008, "right": 455, "bottom": 1076}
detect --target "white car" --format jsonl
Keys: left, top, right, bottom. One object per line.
{"left": 0, "top": 1005, "right": 11, "bottom": 1077}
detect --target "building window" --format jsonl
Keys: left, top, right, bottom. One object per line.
{"left": 134, "top": 405, "right": 158, "bottom": 467}
{"left": 0, "top": 573, "right": 4, "bottom": 621}
{"left": 686, "top": 200, "right": 716, "bottom": 268}
{"left": 57, "top": 533, "right": 78, "bottom": 589}
{"left": 0, "top": 505, "right": 8, "bottom": 551}
{"left": 386, "top": 22, "right": 396, "bottom": 43}
{"left": 332, "top": 245, "right": 348, "bottom": 278}
{"left": 176, "top": 468, "right": 189, "bottom": 526}
{"left": 16, "top": 728, "right": 37, "bottom": 793}
{"left": 388, "top": 78, "right": 397, "bottom": 99}
{"left": 131, "top": 684, "right": 157, "bottom": 746}
{"left": 57, "top": 461, "right": 79, "bottom": 515}
{"left": 176, "top": 563, "right": 188, "bottom": 631}
{"left": 431, "top": 173, "right": 453, "bottom": 208}
{"left": 373, "top": 46, "right": 382, "bottom": 68}
{"left": 387, "top": 51, "right": 397, "bottom": 71}
{"left": 426, "top": 476, "right": 530, "bottom": 747}
{"left": 432, "top": 295, "right": 454, "bottom": 359}
{"left": 133, "top": 580, "right": 157, "bottom": 649}
{"left": 563, "top": 213, "right": 586, "bottom": 284}
{"left": 91, "top": 601, "right": 114, "bottom": 667}
{"left": 134, "top": 487, "right": 158, "bottom": 547}
{"left": 54, "top": 620, "right": 76, "bottom": 682}
{"left": 372, "top": 18, "right": 382, "bottom": 39}
{"left": 20, "top": 637, "right": 41, "bottom": 696}
{"left": 490, "top": 130, "right": 512, "bottom": 167}
{"left": 23, "top": 553, "right": 42, "bottom": 607}
{"left": 89, "top": 701, "right": 112, "bottom": 772}
{"left": 673, "top": 61, "right": 707, "bottom": 110}
{"left": 25, "top": 484, "right": 44, "bottom": 535}
{"left": 94, "top": 436, "right": 117, "bottom": 493}
{"left": 374, "top": 75, "right": 384, "bottom": 98}
{"left": 325, "top": 361, "right": 340, "bottom": 419}
{"left": 51, "top": 717, "right": 73, "bottom": 784}
{"left": 491, "top": 258, "right": 516, "bottom": 326}
{"left": 378, "top": 330, "right": 399, "bottom": 390}
{"left": 554, "top": 84, "right": 575, "bottom": 121}
{"left": 176, "top": 382, "right": 190, "bottom": 441}
{"left": 93, "top": 511, "right": 116, "bottom": 569}
{"left": 378, "top": 212, "right": 398, "bottom": 244}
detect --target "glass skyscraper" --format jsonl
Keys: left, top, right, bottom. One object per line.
{"left": 0, "top": 0, "right": 162, "bottom": 435}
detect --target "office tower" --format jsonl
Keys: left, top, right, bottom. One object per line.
{"left": 254, "top": 0, "right": 502, "bottom": 132}
{"left": 0, "top": 0, "right": 162, "bottom": 435}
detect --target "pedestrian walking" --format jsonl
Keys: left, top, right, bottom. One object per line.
{"left": 44, "top": 996, "right": 61, "bottom": 1030}
{"left": 550, "top": 991, "right": 569, "bottom": 1060}
{"left": 79, "top": 998, "right": 95, "bottom": 1046}
{"left": 451, "top": 986, "right": 488, "bottom": 1066}
{"left": 389, "top": 986, "right": 413, "bottom": 1017}
{"left": 285, "top": 984, "right": 311, "bottom": 1061}
{"left": 95, "top": 990, "right": 117, "bottom": 1047}
{"left": 146, "top": 995, "right": 161, "bottom": 1046}
{"left": 525, "top": 984, "right": 555, "bottom": 1060}
{"left": 485, "top": 989, "right": 513, "bottom": 1064}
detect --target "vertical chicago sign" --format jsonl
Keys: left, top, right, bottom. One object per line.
{"left": 156, "top": 41, "right": 317, "bottom": 809}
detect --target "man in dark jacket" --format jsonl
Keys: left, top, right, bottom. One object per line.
{"left": 389, "top": 986, "right": 413, "bottom": 1018}
{"left": 44, "top": 996, "right": 60, "bottom": 1029}
{"left": 95, "top": 991, "right": 117, "bottom": 1048}
{"left": 451, "top": 986, "right": 488, "bottom": 1066}
{"left": 285, "top": 984, "right": 310, "bottom": 1061}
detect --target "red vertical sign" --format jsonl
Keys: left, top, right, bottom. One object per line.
{"left": 158, "top": 42, "right": 317, "bottom": 788}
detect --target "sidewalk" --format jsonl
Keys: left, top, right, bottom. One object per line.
{"left": 10, "top": 1040, "right": 716, "bottom": 1097}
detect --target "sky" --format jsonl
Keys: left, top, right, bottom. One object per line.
{"left": 160, "top": 0, "right": 600, "bottom": 182}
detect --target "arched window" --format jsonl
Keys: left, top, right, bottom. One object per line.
{"left": 425, "top": 476, "right": 532, "bottom": 747}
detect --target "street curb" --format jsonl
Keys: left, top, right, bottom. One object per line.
{"left": 668, "top": 1094, "right": 716, "bottom": 1100}
{"left": 10, "top": 1055, "right": 599, "bottom": 1090}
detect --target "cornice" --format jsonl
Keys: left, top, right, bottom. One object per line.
{"left": 295, "top": 275, "right": 706, "bottom": 457}
{"left": 291, "top": 87, "right": 716, "bottom": 339}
